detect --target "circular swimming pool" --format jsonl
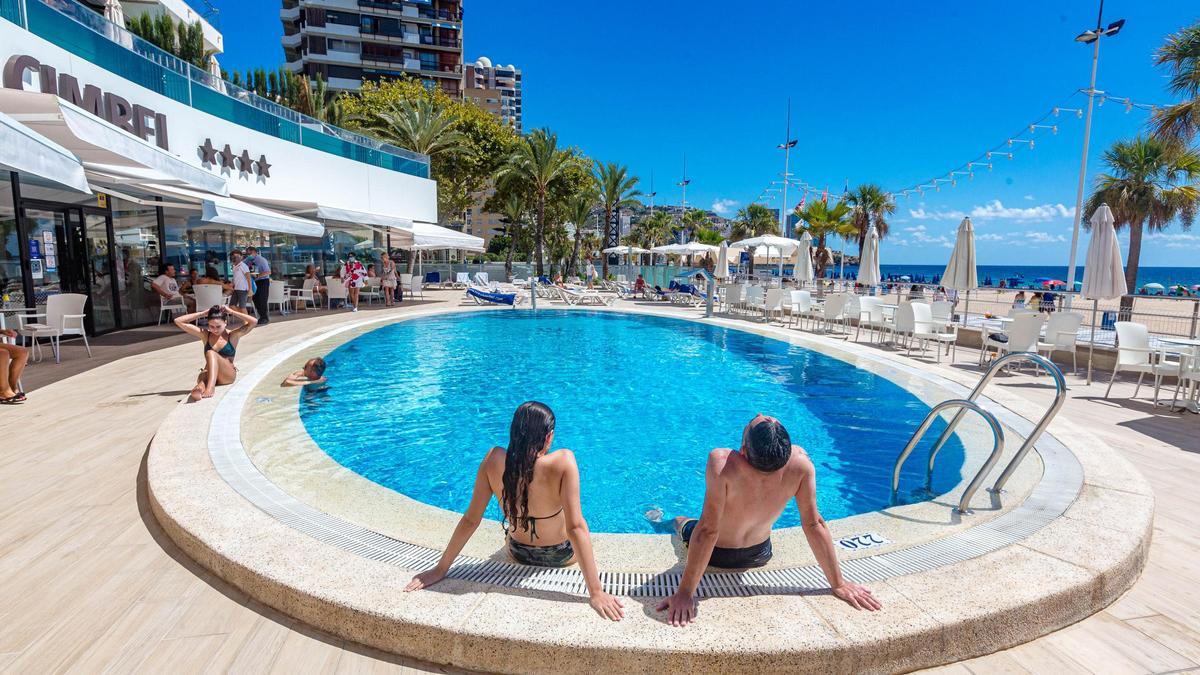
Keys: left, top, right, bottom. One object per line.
{"left": 298, "top": 310, "right": 965, "bottom": 533}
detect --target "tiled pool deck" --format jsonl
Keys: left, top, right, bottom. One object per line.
{"left": 1, "top": 290, "right": 1197, "bottom": 672}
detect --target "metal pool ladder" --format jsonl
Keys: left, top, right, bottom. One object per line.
{"left": 891, "top": 352, "right": 1068, "bottom": 514}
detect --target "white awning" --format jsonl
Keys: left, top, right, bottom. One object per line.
{"left": 240, "top": 196, "right": 416, "bottom": 230}
{"left": 140, "top": 184, "right": 324, "bottom": 237}
{"left": 401, "top": 221, "right": 485, "bottom": 251}
{"left": 0, "top": 109, "right": 90, "bottom": 193}
{"left": 0, "top": 89, "right": 228, "bottom": 196}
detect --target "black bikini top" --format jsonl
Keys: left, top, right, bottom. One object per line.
{"left": 204, "top": 332, "right": 236, "bottom": 359}
{"left": 504, "top": 507, "right": 563, "bottom": 540}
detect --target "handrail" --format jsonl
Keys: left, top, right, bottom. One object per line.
{"left": 891, "top": 399, "right": 1006, "bottom": 514}
{"left": 924, "top": 352, "right": 1067, "bottom": 494}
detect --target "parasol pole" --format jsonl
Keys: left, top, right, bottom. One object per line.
{"left": 1087, "top": 298, "right": 1098, "bottom": 384}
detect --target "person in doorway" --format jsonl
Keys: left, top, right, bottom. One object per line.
{"left": 380, "top": 253, "right": 398, "bottom": 307}
{"left": 230, "top": 252, "right": 252, "bottom": 311}
{"left": 245, "top": 246, "right": 272, "bottom": 325}
{"left": 0, "top": 329, "right": 29, "bottom": 404}
{"left": 153, "top": 263, "right": 195, "bottom": 314}
{"left": 404, "top": 402, "right": 625, "bottom": 621}
{"left": 341, "top": 253, "right": 367, "bottom": 311}
{"left": 657, "top": 414, "right": 881, "bottom": 626}
{"left": 174, "top": 304, "right": 257, "bottom": 402}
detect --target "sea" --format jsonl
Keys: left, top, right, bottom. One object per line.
{"left": 828, "top": 264, "right": 1200, "bottom": 290}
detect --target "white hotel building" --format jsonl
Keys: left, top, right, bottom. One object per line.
{"left": 0, "top": 0, "right": 474, "bottom": 335}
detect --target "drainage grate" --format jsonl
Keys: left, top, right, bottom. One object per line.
{"left": 207, "top": 313, "right": 1084, "bottom": 598}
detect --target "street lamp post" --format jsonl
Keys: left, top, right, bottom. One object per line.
{"left": 778, "top": 99, "right": 798, "bottom": 237}
{"left": 1065, "top": 0, "right": 1125, "bottom": 302}
{"left": 677, "top": 155, "right": 691, "bottom": 244}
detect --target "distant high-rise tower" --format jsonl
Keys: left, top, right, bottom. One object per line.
{"left": 280, "top": 0, "right": 464, "bottom": 96}
{"left": 463, "top": 56, "right": 522, "bottom": 133}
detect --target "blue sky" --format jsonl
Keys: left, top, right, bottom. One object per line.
{"left": 206, "top": 1, "right": 1198, "bottom": 266}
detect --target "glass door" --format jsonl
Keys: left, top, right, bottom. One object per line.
{"left": 20, "top": 207, "right": 67, "bottom": 309}
{"left": 83, "top": 211, "right": 117, "bottom": 333}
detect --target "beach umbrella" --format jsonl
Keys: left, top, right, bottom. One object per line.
{"left": 942, "top": 217, "right": 978, "bottom": 325}
{"left": 103, "top": 0, "right": 125, "bottom": 25}
{"left": 708, "top": 241, "right": 729, "bottom": 317}
{"left": 796, "top": 231, "right": 814, "bottom": 285}
{"left": 856, "top": 224, "right": 881, "bottom": 287}
{"left": 1080, "top": 204, "right": 1128, "bottom": 384}
{"left": 1141, "top": 282, "right": 1164, "bottom": 293}
{"left": 730, "top": 235, "right": 800, "bottom": 283}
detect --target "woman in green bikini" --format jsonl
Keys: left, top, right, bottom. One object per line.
{"left": 405, "top": 401, "right": 624, "bottom": 621}
{"left": 174, "top": 304, "right": 257, "bottom": 402}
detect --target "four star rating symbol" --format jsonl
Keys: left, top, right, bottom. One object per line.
{"left": 198, "top": 138, "right": 272, "bottom": 178}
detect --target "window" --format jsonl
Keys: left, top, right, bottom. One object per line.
{"left": 326, "top": 65, "right": 363, "bottom": 80}
{"left": 0, "top": 172, "right": 19, "bottom": 309}
{"left": 327, "top": 39, "right": 360, "bottom": 53}
{"left": 110, "top": 197, "right": 161, "bottom": 327}
{"left": 326, "top": 10, "right": 360, "bottom": 25}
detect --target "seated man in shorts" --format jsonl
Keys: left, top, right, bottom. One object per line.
{"left": 657, "top": 414, "right": 881, "bottom": 626}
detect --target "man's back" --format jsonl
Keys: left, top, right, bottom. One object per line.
{"left": 711, "top": 446, "right": 810, "bottom": 549}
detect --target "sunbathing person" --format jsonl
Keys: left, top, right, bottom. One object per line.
{"left": 405, "top": 401, "right": 624, "bottom": 621}
{"left": 657, "top": 414, "right": 881, "bottom": 626}
{"left": 281, "top": 357, "right": 329, "bottom": 392}
{"left": 174, "top": 305, "right": 257, "bottom": 402}
{"left": 0, "top": 328, "right": 29, "bottom": 404}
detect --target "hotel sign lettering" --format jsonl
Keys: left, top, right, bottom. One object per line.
{"left": 2, "top": 54, "right": 170, "bottom": 150}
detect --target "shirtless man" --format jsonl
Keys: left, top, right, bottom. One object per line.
{"left": 657, "top": 414, "right": 881, "bottom": 626}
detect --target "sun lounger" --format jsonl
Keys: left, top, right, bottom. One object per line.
{"left": 466, "top": 288, "right": 523, "bottom": 306}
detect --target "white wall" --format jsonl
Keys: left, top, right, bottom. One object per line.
{"left": 0, "top": 19, "right": 438, "bottom": 223}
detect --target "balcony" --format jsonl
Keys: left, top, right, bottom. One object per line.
{"left": 418, "top": 34, "right": 461, "bottom": 49}
{"left": 280, "top": 5, "right": 300, "bottom": 20}
{"left": 282, "top": 32, "right": 302, "bottom": 47}
{"left": 355, "top": 1, "right": 461, "bottom": 25}
{"left": 4, "top": 0, "right": 430, "bottom": 178}
{"left": 305, "top": 22, "right": 361, "bottom": 38}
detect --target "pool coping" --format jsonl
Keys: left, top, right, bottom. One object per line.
{"left": 147, "top": 300, "right": 1154, "bottom": 673}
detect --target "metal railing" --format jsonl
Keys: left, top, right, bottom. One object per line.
{"left": 891, "top": 400, "right": 1006, "bottom": 514}
{"left": 5, "top": 0, "right": 431, "bottom": 178}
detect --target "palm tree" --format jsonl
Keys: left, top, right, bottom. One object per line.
{"left": 294, "top": 74, "right": 343, "bottom": 126}
{"left": 796, "top": 200, "right": 854, "bottom": 280}
{"left": 1086, "top": 136, "right": 1200, "bottom": 315}
{"left": 846, "top": 183, "right": 897, "bottom": 252}
{"left": 565, "top": 184, "right": 599, "bottom": 278}
{"left": 593, "top": 161, "right": 642, "bottom": 278}
{"left": 497, "top": 193, "right": 529, "bottom": 281}
{"left": 497, "top": 129, "right": 574, "bottom": 276}
{"left": 679, "top": 207, "right": 710, "bottom": 242}
{"left": 350, "top": 98, "right": 464, "bottom": 158}
{"left": 693, "top": 227, "right": 724, "bottom": 245}
{"left": 729, "top": 203, "right": 779, "bottom": 274}
{"left": 1151, "top": 21, "right": 1200, "bottom": 143}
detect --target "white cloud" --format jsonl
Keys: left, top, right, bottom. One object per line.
{"left": 903, "top": 224, "right": 926, "bottom": 233}
{"left": 970, "top": 200, "right": 1074, "bottom": 222}
{"left": 1023, "top": 194, "right": 1034, "bottom": 201}
{"left": 977, "top": 233, "right": 1007, "bottom": 242}
{"left": 1021, "top": 231, "right": 1068, "bottom": 244}
{"left": 711, "top": 198, "right": 739, "bottom": 216}
{"left": 1146, "top": 232, "right": 1200, "bottom": 249}
{"left": 908, "top": 207, "right": 965, "bottom": 220}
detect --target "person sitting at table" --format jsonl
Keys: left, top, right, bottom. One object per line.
{"left": 153, "top": 263, "right": 195, "bottom": 313}
{"left": 179, "top": 268, "right": 199, "bottom": 295}
{"left": 367, "top": 263, "right": 377, "bottom": 279}
{"left": 0, "top": 328, "right": 29, "bottom": 404}
{"left": 194, "top": 266, "right": 232, "bottom": 293}
{"left": 1029, "top": 292, "right": 1042, "bottom": 313}
{"left": 1012, "top": 291, "right": 1026, "bottom": 310}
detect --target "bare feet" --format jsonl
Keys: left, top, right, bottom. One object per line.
{"left": 201, "top": 387, "right": 215, "bottom": 399}
{"left": 188, "top": 385, "right": 205, "bottom": 402}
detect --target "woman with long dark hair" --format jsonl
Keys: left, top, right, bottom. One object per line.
{"left": 174, "top": 304, "right": 257, "bottom": 402}
{"left": 405, "top": 402, "right": 623, "bottom": 620}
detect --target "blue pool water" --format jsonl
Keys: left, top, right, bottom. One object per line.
{"left": 298, "top": 311, "right": 965, "bottom": 534}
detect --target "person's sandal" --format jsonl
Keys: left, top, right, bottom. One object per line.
{"left": 0, "top": 395, "right": 23, "bottom": 405}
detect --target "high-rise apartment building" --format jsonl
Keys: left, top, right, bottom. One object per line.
{"left": 463, "top": 56, "right": 521, "bottom": 133}
{"left": 462, "top": 56, "right": 522, "bottom": 246}
{"left": 280, "top": 0, "right": 464, "bottom": 97}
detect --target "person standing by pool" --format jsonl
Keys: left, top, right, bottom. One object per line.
{"left": 405, "top": 401, "right": 625, "bottom": 621}
{"left": 379, "top": 253, "right": 398, "bottom": 307}
{"left": 230, "top": 252, "right": 252, "bottom": 312}
{"left": 585, "top": 257, "right": 597, "bottom": 288}
{"left": 246, "top": 246, "right": 272, "bottom": 325}
{"left": 341, "top": 254, "right": 366, "bottom": 312}
{"left": 657, "top": 414, "right": 881, "bottom": 626}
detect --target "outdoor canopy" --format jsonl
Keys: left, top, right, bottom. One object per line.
{"left": 728, "top": 234, "right": 802, "bottom": 253}
{"left": 601, "top": 245, "right": 650, "bottom": 254}
{"left": 1080, "top": 203, "right": 1127, "bottom": 384}
{"left": 942, "top": 217, "right": 978, "bottom": 291}
{"left": 795, "top": 231, "right": 815, "bottom": 283}
{"left": 0, "top": 109, "right": 90, "bottom": 194}
{"left": 142, "top": 183, "right": 325, "bottom": 237}
{"left": 0, "top": 89, "right": 228, "bottom": 196}
{"left": 857, "top": 224, "right": 881, "bottom": 286}
{"left": 401, "top": 221, "right": 484, "bottom": 251}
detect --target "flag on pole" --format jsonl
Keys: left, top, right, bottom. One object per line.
{"left": 821, "top": 187, "right": 828, "bottom": 203}
{"left": 797, "top": 197, "right": 805, "bottom": 209}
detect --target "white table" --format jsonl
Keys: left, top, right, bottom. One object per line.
{"left": 1157, "top": 338, "right": 1200, "bottom": 413}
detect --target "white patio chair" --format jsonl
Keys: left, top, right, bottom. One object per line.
{"left": 289, "top": 278, "right": 317, "bottom": 311}
{"left": 454, "top": 272, "right": 471, "bottom": 288}
{"left": 360, "top": 277, "right": 383, "bottom": 304}
{"left": 399, "top": 273, "right": 413, "bottom": 292}
{"left": 930, "top": 300, "right": 954, "bottom": 329}
{"left": 1105, "top": 321, "right": 1180, "bottom": 403}
{"left": 409, "top": 274, "right": 425, "bottom": 300}
{"left": 816, "top": 293, "right": 848, "bottom": 334}
{"left": 723, "top": 284, "right": 743, "bottom": 314}
{"left": 856, "top": 296, "right": 892, "bottom": 343}
{"left": 841, "top": 294, "right": 861, "bottom": 335}
{"left": 763, "top": 288, "right": 786, "bottom": 322}
{"left": 786, "top": 290, "right": 813, "bottom": 329}
{"left": 742, "top": 285, "right": 765, "bottom": 316}
{"left": 980, "top": 313, "right": 1044, "bottom": 370}
{"left": 911, "top": 302, "right": 957, "bottom": 363}
{"left": 17, "top": 293, "right": 90, "bottom": 364}
{"left": 156, "top": 293, "right": 186, "bottom": 325}
{"left": 326, "top": 279, "right": 348, "bottom": 309}
{"left": 193, "top": 284, "right": 228, "bottom": 311}
{"left": 473, "top": 272, "right": 489, "bottom": 287}
{"left": 266, "top": 280, "right": 288, "bottom": 316}
{"left": 1037, "top": 312, "right": 1083, "bottom": 374}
